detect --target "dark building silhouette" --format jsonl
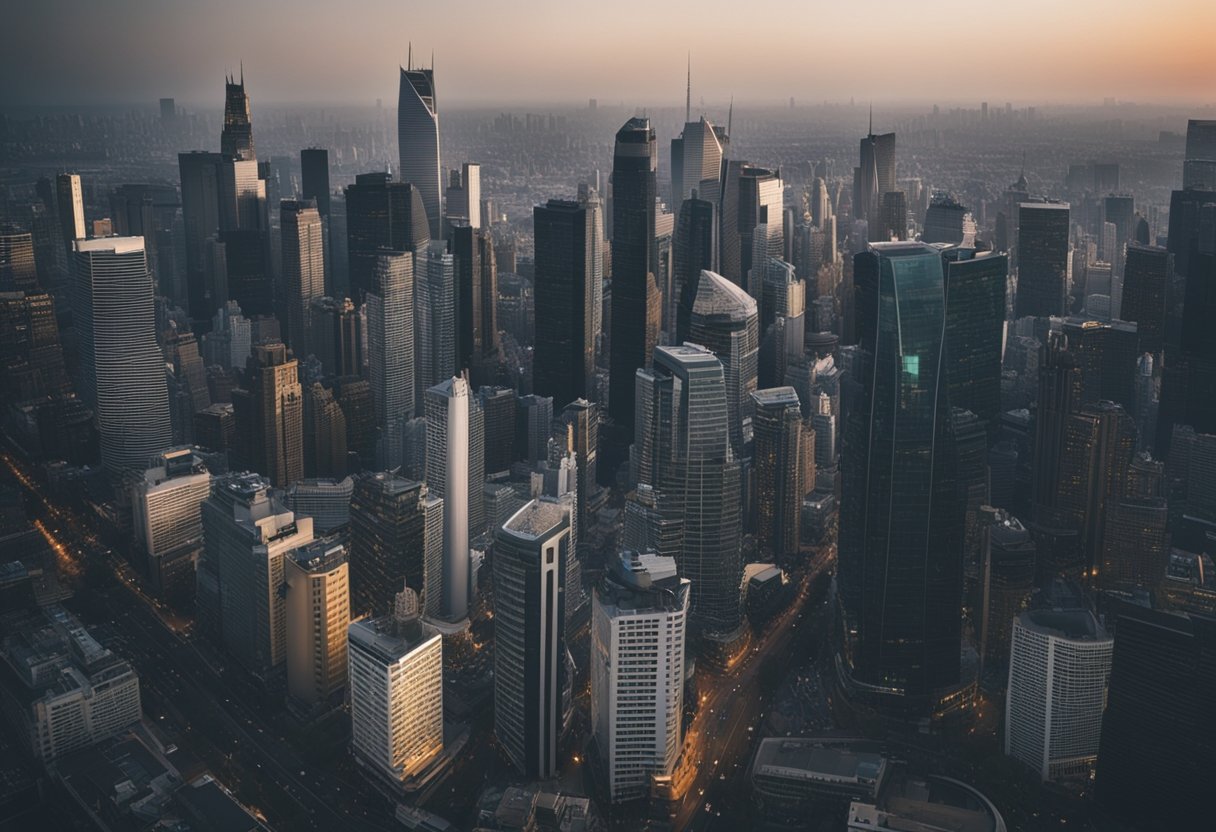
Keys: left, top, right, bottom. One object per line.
{"left": 1059, "top": 317, "right": 1139, "bottom": 410}
{"left": 839, "top": 243, "right": 963, "bottom": 712}
{"left": 1120, "top": 243, "right": 1170, "bottom": 355}
{"left": 673, "top": 196, "right": 718, "bottom": 343}
{"left": 221, "top": 71, "right": 255, "bottom": 161}
{"left": 349, "top": 473, "right": 438, "bottom": 618}
{"left": 343, "top": 173, "right": 430, "bottom": 300}
{"left": 751, "top": 387, "right": 803, "bottom": 563}
{"left": 943, "top": 248, "right": 1008, "bottom": 443}
{"left": 1096, "top": 600, "right": 1216, "bottom": 828}
{"left": 449, "top": 224, "right": 499, "bottom": 379}
{"left": 533, "top": 199, "right": 595, "bottom": 408}
{"left": 1016, "top": 202, "right": 1070, "bottom": 318}
{"left": 300, "top": 148, "right": 331, "bottom": 218}
{"left": 608, "top": 117, "right": 659, "bottom": 437}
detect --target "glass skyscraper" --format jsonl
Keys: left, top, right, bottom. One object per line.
{"left": 398, "top": 65, "right": 442, "bottom": 239}
{"left": 839, "top": 242, "right": 963, "bottom": 710}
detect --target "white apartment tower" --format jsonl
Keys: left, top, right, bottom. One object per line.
{"left": 1005, "top": 608, "right": 1113, "bottom": 782}
{"left": 348, "top": 585, "right": 444, "bottom": 789}
{"left": 592, "top": 551, "right": 689, "bottom": 803}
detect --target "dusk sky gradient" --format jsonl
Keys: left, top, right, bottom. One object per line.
{"left": 4, "top": 0, "right": 1214, "bottom": 108}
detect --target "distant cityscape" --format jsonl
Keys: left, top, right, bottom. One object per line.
{"left": 0, "top": 25, "right": 1213, "bottom": 832}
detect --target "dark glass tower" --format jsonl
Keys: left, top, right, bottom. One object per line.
{"left": 221, "top": 71, "right": 255, "bottom": 161}
{"left": 1096, "top": 600, "right": 1216, "bottom": 827}
{"left": 1119, "top": 243, "right": 1170, "bottom": 355}
{"left": 1015, "top": 202, "right": 1070, "bottom": 318}
{"left": 533, "top": 199, "right": 595, "bottom": 408}
{"left": 943, "top": 248, "right": 1008, "bottom": 444}
{"left": 300, "top": 147, "right": 331, "bottom": 217}
{"left": 751, "top": 387, "right": 803, "bottom": 562}
{"left": 343, "top": 173, "right": 430, "bottom": 300}
{"left": 608, "top": 117, "right": 659, "bottom": 436}
{"left": 449, "top": 224, "right": 499, "bottom": 379}
{"left": 673, "top": 196, "right": 718, "bottom": 343}
{"left": 839, "top": 242, "right": 963, "bottom": 707}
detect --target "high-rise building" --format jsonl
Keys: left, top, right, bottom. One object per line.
{"left": 349, "top": 472, "right": 442, "bottom": 619}
{"left": 874, "top": 190, "right": 908, "bottom": 242}
{"left": 343, "top": 172, "right": 430, "bottom": 300}
{"left": 1100, "top": 496, "right": 1169, "bottom": 587}
{"left": 0, "top": 225, "right": 39, "bottom": 293}
{"left": 751, "top": 387, "right": 804, "bottom": 562}
{"left": 577, "top": 184, "right": 606, "bottom": 365}
{"left": 687, "top": 270, "right": 759, "bottom": 455}
{"left": 0, "top": 290, "right": 70, "bottom": 400}
{"left": 416, "top": 242, "right": 455, "bottom": 400}
{"left": 1015, "top": 202, "right": 1071, "bottom": 319}
{"left": 178, "top": 151, "right": 224, "bottom": 328}
{"left": 494, "top": 499, "right": 571, "bottom": 777}
{"left": 839, "top": 243, "right": 963, "bottom": 712}
{"left": 303, "top": 382, "right": 347, "bottom": 479}
{"left": 608, "top": 117, "right": 659, "bottom": 435}
{"left": 398, "top": 65, "right": 442, "bottom": 239}
{"left": 1058, "top": 317, "right": 1139, "bottom": 410}
{"left": 300, "top": 147, "right": 331, "bottom": 218}
{"left": 366, "top": 252, "right": 415, "bottom": 464}
{"left": 943, "top": 248, "right": 1008, "bottom": 443}
{"left": 673, "top": 197, "right": 718, "bottom": 343}
{"left": 201, "top": 473, "right": 315, "bottom": 676}
{"left": 281, "top": 199, "right": 325, "bottom": 357}
{"left": 1119, "top": 243, "right": 1170, "bottom": 356}
{"left": 231, "top": 342, "right": 303, "bottom": 487}
{"left": 285, "top": 539, "right": 350, "bottom": 708}
{"left": 1096, "top": 600, "right": 1216, "bottom": 827}
{"left": 533, "top": 199, "right": 595, "bottom": 406}
{"left": 479, "top": 385, "right": 519, "bottom": 474}
{"left": 449, "top": 224, "right": 498, "bottom": 377}
{"left": 634, "top": 344, "right": 743, "bottom": 645}
{"left": 922, "top": 196, "right": 972, "bottom": 245}
{"left": 978, "top": 510, "right": 1036, "bottom": 669}
{"left": 1005, "top": 606, "right": 1112, "bottom": 782}
{"left": 348, "top": 585, "right": 444, "bottom": 790}
{"left": 132, "top": 447, "right": 212, "bottom": 601}
{"left": 1182, "top": 118, "right": 1216, "bottom": 188}
{"left": 221, "top": 71, "right": 255, "bottom": 161}
{"left": 445, "top": 162, "right": 481, "bottom": 229}
{"left": 735, "top": 166, "right": 784, "bottom": 298}
{"left": 855, "top": 126, "right": 896, "bottom": 224}
{"left": 558, "top": 398, "right": 600, "bottom": 541}
{"left": 72, "top": 237, "right": 173, "bottom": 475}
{"left": 592, "top": 551, "right": 690, "bottom": 803}
{"left": 425, "top": 376, "right": 485, "bottom": 622}
{"left": 108, "top": 183, "right": 185, "bottom": 303}
{"left": 281, "top": 476, "right": 354, "bottom": 534}
{"left": 55, "top": 173, "right": 85, "bottom": 250}
{"left": 670, "top": 116, "right": 726, "bottom": 219}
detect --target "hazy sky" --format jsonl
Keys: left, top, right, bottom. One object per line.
{"left": 4, "top": 0, "right": 1214, "bottom": 108}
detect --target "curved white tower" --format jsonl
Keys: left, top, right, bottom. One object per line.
{"left": 398, "top": 65, "right": 442, "bottom": 239}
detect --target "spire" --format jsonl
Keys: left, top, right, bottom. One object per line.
{"left": 239, "top": 60, "right": 244, "bottom": 86}
{"left": 408, "top": 42, "right": 412, "bottom": 71}
{"left": 430, "top": 50, "right": 434, "bottom": 70}
{"left": 727, "top": 96, "right": 734, "bottom": 139}
{"left": 686, "top": 53, "right": 691, "bottom": 123}
{"left": 868, "top": 102, "right": 873, "bottom": 137}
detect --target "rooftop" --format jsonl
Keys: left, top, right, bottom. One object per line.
{"left": 502, "top": 498, "right": 568, "bottom": 540}
{"left": 752, "top": 737, "right": 886, "bottom": 789}
{"left": 74, "top": 236, "right": 144, "bottom": 255}
{"left": 1020, "top": 608, "right": 1108, "bottom": 642}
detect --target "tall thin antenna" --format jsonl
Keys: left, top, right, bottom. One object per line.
{"left": 869, "top": 102, "right": 873, "bottom": 136}
{"left": 727, "top": 96, "right": 734, "bottom": 138}
{"left": 239, "top": 61, "right": 244, "bottom": 86}
{"left": 685, "top": 53, "right": 691, "bottom": 123}
{"left": 408, "top": 42, "right": 412, "bottom": 71}
{"left": 430, "top": 50, "right": 434, "bottom": 70}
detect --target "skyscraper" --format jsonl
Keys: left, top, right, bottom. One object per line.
{"left": 494, "top": 499, "right": 571, "bottom": 778}
{"left": 416, "top": 242, "right": 456, "bottom": 400}
{"left": 449, "top": 224, "right": 498, "bottom": 377}
{"left": 1095, "top": 600, "right": 1216, "bottom": 827}
{"left": 634, "top": 344, "right": 743, "bottom": 646}
{"left": 300, "top": 147, "right": 331, "bottom": 218}
{"left": 445, "top": 162, "right": 481, "bottom": 229}
{"left": 398, "top": 64, "right": 442, "bottom": 239}
{"left": 751, "top": 387, "right": 804, "bottom": 562}
{"left": 221, "top": 71, "right": 255, "bottom": 161}
{"left": 608, "top": 117, "right": 659, "bottom": 435}
{"left": 978, "top": 510, "right": 1036, "bottom": 669}
{"left": 343, "top": 172, "right": 430, "bottom": 300}
{"left": 533, "top": 199, "right": 595, "bottom": 407}
{"left": 349, "top": 472, "right": 442, "bottom": 619}
{"left": 1016, "top": 202, "right": 1071, "bottom": 319}
{"left": 734, "top": 166, "right": 784, "bottom": 297}
{"left": 839, "top": 243, "right": 963, "bottom": 712}
{"left": 285, "top": 539, "right": 350, "bottom": 708}
{"left": 178, "top": 151, "right": 224, "bottom": 328}
{"left": 55, "top": 173, "right": 85, "bottom": 250}
{"left": 281, "top": 199, "right": 325, "bottom": 357}
{"left": 673, "top": 197, "right": 718, "bottom": 343}
{"left": 943, "top": 248, "right": 1008, "bottom": 443}
{"left": 1120, "top": 243, "right": 1170, "bottom": 356}
{"left": 425, "top": 376, "right": 485, "bottom": 622}
{"left": 1182, "top": 118, "right": 1216, "bottom": 189}
{"left": 366, "top": 252, "right": 415, "bottom": 464}
{"left": 592, "top": 551, "right": 689, "bottom": 803}
{"left": 132, "top": 447, "right": 212, "bottom": 601}
{"left": 0, "top": 225, "right": 39, "bottom": 293}
{"left": 231, "top": 342, "right": 303, "bottom": 487}
{"left": 687, "top": 269, "right": 759, "bottom": 455}
{"left": 670, "top": 116, "right": 725, "bottom": 218}
{"left": 856, "top": 125, "right": 896, "bottom": 224}
{"left": 348, "top": 585, "right": 444, "bottom": 790}
{"left": 1005, "top": 606, "right": 1112, "bottom": 782}
{"left": 202, "top": 473, "right": 315, "bottom": 676}
{"left": 72, "top": 237, "right": 173, "bottom": 475}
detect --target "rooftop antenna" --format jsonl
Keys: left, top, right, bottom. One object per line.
{"left": 240, "top": 60, "right": 244, "bottom": 86}
{"left": 408, "top": 42, "right": 412, "bottom": 71}
{"left": 430, "top": 50, "right": 434, "bottom": 71}
{"left": 685, "top": 53, "right": 691, "bottom": 123}
{"left": 727, "top": 96, "right": 734, "bottom": 139}
{"left": 869, "top": 102, "right": 873, "bottom": 136}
